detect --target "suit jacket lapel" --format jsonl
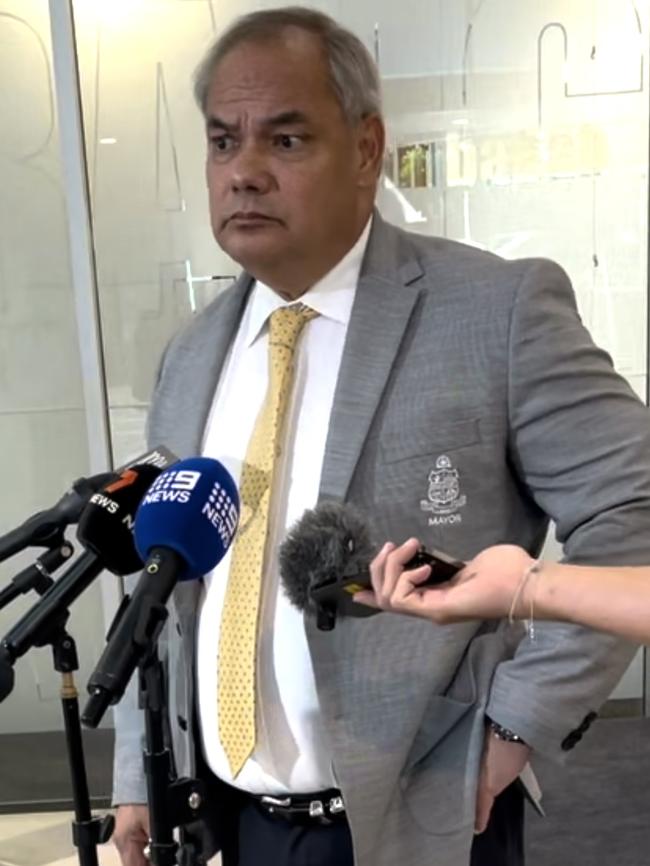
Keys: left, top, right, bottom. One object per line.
{"left": 319, "top": 214, "right": 424, "bottom": 502}
{"left": 169, "top": 273, "right": 251, "bottom": 621}
{"left": 179, "top": 272, "right": 253, "bottom": 457}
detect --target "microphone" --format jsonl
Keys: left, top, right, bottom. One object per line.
{"left": 81, "top": 457, "right": 239, "bottom": 728}
{"left": 0, "top": 445, "right": 178, "bottom": 565}
{"left": 279, "top": 501, "right": 464, "bottom": 629}
{"left": 0, "top": 471, "right": 117, "bottom": 564}
{"left": 0, "top": 464, "right": 162, "bottom": 671}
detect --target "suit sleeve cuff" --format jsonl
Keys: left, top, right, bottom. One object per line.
{"left": 486, "top": 678, "right": 597, "bottom": 763}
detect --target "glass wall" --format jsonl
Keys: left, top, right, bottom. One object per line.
{"left": 0, "top": 0, "right": 111, "bottom": 810}
{"left": 72, "top": 0, "right": 239, "bottom": 466}
{"left": 0, "top": 0, "right": 648, "bottom": 809}
{"left": 377, "top": 0, "right": 648, "bottom": 400}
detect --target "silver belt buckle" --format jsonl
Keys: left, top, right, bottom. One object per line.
{"left": 329, "top": 795, "right": 345, "bottom": 814}
{"left": 260, "top": 795, "right": 291, "bottom": 813}
{"left": 309, "top": 800, "right": 325, "bottom": 818}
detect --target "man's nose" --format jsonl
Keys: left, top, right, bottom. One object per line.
{"left": 229, "top": 144, "right": 273, "bottom": 194}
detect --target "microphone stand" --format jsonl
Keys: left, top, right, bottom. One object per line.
{"left": 50, "top": 625, "right": 115, "bottom": 866}
{"left": 136, "top": 599, "right": 205, "bottom": 866}
{"left": 0, "top": 543, "right": 73, "bottom": 612}
{"left": 0, "top": 554, "right": 113, "bottom": 866}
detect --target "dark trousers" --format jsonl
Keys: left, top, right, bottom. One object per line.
{"left": 221, "top": 798, "right": 354, "bottom": 866}
{"left": 215, "top": 782, "right": 524, "bottom": 866}
{"left": 470, "top": 782, "right": 525, "bottom": 866}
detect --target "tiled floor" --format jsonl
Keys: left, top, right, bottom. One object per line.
{"left": 0, "top": 812, "right": 120, "bottom": 866}
{"left": 0, "top": 813, "right": 221, "bottom": 866}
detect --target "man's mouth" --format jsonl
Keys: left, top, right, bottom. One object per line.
{"left": 227, "top": 211, "right": 279, "bottom": 225}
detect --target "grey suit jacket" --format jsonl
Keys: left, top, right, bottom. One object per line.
{"left": 114, "top": 213, "right": 650, "bottom": 865}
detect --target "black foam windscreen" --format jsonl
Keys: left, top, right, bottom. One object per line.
{"left": 77, "top": 464, "right": 162, "bottom": 575}
{"left": 279, "top": 501, "right": 464, "bottom": 631}
{"left": 279, "top": 501, "right": 376, "bottom": 612}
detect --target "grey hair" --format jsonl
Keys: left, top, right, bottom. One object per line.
{"left": 193, "top": 6, "right": 382, "bottom": 125}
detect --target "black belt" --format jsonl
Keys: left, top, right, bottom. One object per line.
{"left": 246, "top": 788, "right": 346, "bottom": 825}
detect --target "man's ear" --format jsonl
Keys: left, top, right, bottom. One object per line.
{"left": 356, "top": 114, "right": 386, "bottom": 187}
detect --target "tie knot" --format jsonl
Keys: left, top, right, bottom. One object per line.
{"left": 268, "top": 303, "right": 319, "bottom": 351}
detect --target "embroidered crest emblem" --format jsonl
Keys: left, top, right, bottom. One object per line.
{"left": 420, "top": 455, "right": 466, "bottom": 523}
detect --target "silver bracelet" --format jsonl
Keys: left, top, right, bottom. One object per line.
{"left": 508, "top": 559, "right": 542, "bottom": 641}
{"left": 486, "top": 718, "right": 528, "bottom": 745}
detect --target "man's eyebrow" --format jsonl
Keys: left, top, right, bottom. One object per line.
{"left": 262, "top": 111, "right": 310, "bottom": 128}
{"left": 205, "top": 111, "right": 310, "bottom": 133}
{"left": 206, "top": 116, "right": 235, "bottom": 133}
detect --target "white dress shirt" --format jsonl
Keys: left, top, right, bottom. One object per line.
{"left": 197, "top": 219, "right": 372, "bottom": 794}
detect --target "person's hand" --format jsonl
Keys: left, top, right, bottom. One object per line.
{"left": 354, "top": 541, "right": 535, "bottom": 624}
{"left": 475, "top": 730, "right": 531, "bottom": 833}
{"left": 113, "top": 804, "right": 150, "bottom": 866}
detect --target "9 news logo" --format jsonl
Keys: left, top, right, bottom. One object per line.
{"left": 140, "top": 467, "right": 239, "bottom": 548}
{"left": 141, "top": 470, "right": 201, "bottom": 505}
{"left": 202, "top": 482, "right": 238, "bottom": 548}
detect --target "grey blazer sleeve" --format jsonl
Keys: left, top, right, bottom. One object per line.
{"left": 111, "top": 348, "right": 174, "bottom": 806}
{"left": 486, "top": 259, "right": 650, "bottom": 761}
{"left": 111, "top": 572, "right": 147, "bottom": 805}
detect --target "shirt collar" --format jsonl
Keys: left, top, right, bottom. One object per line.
{"left": 243, "top": 216, "right": 373, "bottom": 348}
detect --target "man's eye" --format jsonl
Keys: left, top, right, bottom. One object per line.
{"left": 209, "top": 135, "right": 234, "bottom": 153}
{"left": 275, "top": 134, "right": 302, "bottom": 150}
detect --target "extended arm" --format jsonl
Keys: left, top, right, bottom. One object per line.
{"left": 358, "top": 539, "right": 650, "bottom": 646}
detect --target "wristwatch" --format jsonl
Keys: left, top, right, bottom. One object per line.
{"left": 486, "top": 717, "right": 528, "bottom": 745}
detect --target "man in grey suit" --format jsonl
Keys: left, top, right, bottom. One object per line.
{"left": 112, "top": 7, "right": 650, "bottom": 866}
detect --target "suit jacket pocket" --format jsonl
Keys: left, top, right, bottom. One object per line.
{"left": 403, "top": 694, "right": 476, "bottom": 773}
{"left": 379, "top": 418, "right": 481, "bottom": 465}
{"left": 400, "top": 696, "right": 483, "bottom": 836}
{"left": 398, "top": 629, "right": 514, "bottom": 836}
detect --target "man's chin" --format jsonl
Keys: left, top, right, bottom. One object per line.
{"left": 219, "top": 235, "right": 289, "bottom": 274}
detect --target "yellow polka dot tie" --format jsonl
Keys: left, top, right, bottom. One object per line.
{"left": 218, "top": 303, "right": 319, "bottom": 776}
